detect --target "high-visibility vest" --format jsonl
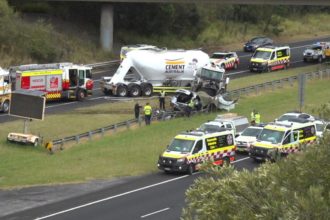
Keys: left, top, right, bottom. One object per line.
{"left": 160, "top": 91, "right": 165, "bottom": 98}
{"left": 251, "top": 112, "right": 255, "bottom": 121}
{"left": 255, "top": 113, "right": 261, "bottom": 124}
{"left": 188, "top": 100, "right": 194, "bottom": 108}
{"left": 144, "top": 105, "right": 152, "bottom": 115}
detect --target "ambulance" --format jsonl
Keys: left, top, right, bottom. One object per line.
{"left": 10, "top": 63, "right": 93, "bottom": 101}
{"left": 157, "top": 129, "right": 236, "bottom": 175}
{"left": 249, "top": 118, "right": 317, "bottom": 162}
{"left": 249, "top": 46, "right": 290, "bottom": 73}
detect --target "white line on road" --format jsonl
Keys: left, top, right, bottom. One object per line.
{"left": 232, "top": 157, "right": 250, "bottom": 164}
{"left": 141, "top": 207, "right": 170, "bottom": 218}
{"left": 35, "top": 176, "right": 188, "bottom": 220}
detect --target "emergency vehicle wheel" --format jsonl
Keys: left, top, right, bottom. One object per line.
{"left": 117, "top": 85, "right": 128, "bottom": 97}
{"left": 76, "top": 89, "right": 86, "bottom": 101}
{"left": 187, "top": 164, "right": 194, "bottom": 175}
{"left": 2, "top": 100, "right": 9, "bottom": 113}
{"left": 223, "top": 157, "right": 230, "bottom": 166}
{"left": 128, "top": 84, "right": 141, "bottom": 97}
{"left": 141, "top": 84, "right": 153, "bottom": 96}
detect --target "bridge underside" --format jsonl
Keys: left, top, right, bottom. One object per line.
{"left": 35, "top": 0, "right": 330, "bottom": 52}
{"left": 43, "top": 0, "right": 330, "bottom": 6}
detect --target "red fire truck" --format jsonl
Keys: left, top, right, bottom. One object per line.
{"left": 10, "top": 63, "right": 93, "bottom": 101}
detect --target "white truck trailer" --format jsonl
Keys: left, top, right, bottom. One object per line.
{"left": 100, "top": 49, "right": 227, "bottom": 97}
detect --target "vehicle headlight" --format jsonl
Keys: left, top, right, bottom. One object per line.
{"left": 177, "top": 158, "right": 186, "bottom": 163}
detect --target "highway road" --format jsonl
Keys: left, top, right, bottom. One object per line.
{"left": 1, "top": 37, "right": 329, "bottom": 219}
{"left": 1, "top": 36, "right": 329, "bottom": 124}
{"left": 2, "top": 154, "right": 256, "bottom": 220}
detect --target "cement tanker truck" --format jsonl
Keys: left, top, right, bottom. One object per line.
{"left": 100, "top": 49, "right": 227, "bottom": 97}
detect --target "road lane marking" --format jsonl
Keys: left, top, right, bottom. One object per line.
{"left": 141, "top": 207, "right": 170, "bottom": 218}
{"left": 232, "top": 157, "right": 250, "bottom": 164}
{"left": 35, "top": 176, "right": 188, "bottom": 220}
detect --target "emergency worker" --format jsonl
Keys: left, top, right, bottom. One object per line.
{"left": 134, "top": 102, "right": 141, "bottom": 120}
{"left": 255, "top": 111, "right": 261, "bottom": 125}
{"left": 186, "top": 98, "right": 195, "bottom": 117}
{"left": 325, "top": 46, "right": 330, "bottom": 63}
{"left": 144, "top": 103, "right": 152, "bottom": 125}
{"left": 159, "top": 90, "right": 166, "bottom": 110}
{"left": 250, "top": 109, "right": 256, "bottom": 125}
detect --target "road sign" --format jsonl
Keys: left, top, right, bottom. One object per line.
{"left": 9, "top": 90, "right": 46, "bottom": 120}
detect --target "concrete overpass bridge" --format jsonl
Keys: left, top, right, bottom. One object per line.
{"left": 34, "top": 0, "right": 330, "bottom": 51}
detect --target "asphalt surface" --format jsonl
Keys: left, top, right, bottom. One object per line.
{"left": 0, "top": 155, "right": 256, "bottom": 220}
{"left": 1, "top": 36, "right": 330, "bottom": 219}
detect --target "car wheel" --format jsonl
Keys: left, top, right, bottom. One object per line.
{"left": 222, "top": 157, "right": 230, "bottom": 166}
{"left": 2, "top": 100, "right": 9, "bottom": 113}
{"left": 187, "top": 164, "right": 194, "bottom": 175}
{"left": 117, "top": 85, "right": 128, "bottom": 97}
{"left": 76, "top": 89, "right": 86, "bottom": 101}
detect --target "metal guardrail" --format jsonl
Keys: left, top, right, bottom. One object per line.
{"left": 48, "top": 109, "right": 206, "bottom": 152}
{"left": 46, "top": 67, "right": 330, "bottom": 152}
{"left": 227, "top": 68, "right": 330, "bottom": 97}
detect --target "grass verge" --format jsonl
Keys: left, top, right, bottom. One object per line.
{"left": 0, "top": 66, "right": 329, "bottom": 188}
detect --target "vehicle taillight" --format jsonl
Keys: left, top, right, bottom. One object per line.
{"left": 62, "top": 80, "right": 70, "bottom": 90}
{"left": 86, "top": 80, "right": 94, "bottom": 90}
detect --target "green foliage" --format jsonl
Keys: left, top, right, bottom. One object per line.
{"left": 182, "top": 105, "right": 330, "bottom": 219}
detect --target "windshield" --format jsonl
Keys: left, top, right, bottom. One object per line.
{"left": 277, "top": 115, "right": 296, "bottom": 121}
{"left": 251, "top": 38, "right": 264, "bottom": 43}
{"left": 252, "top": 50, "right": 271, "bottom": 59}
{"left": 241, "top": 127, "right": 262, "bottom": 137}
{"left": 211, "top": 54, "right": 225, "bottom": 59}
{"left": 168, "top": 138, "right": 195, "bottom": 153}
{"left": 258, "top": 128, "right": 284, "bottom": 144}
{"left": 311, "top": 46, "right": 322, "bottom": 50}
{"left": 200, "top": 68, "right": 224, "bottom": 81}
{"left": 199, "top": 124, "right": 223, "bottom": 133}
{"left": 316, "top": 123, "right": 325, "bottom": 132}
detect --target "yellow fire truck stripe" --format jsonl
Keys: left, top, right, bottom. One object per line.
{"left": 21, "top": 69, "right": 63, "bottom": 77}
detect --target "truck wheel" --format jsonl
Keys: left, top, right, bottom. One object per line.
{"left": 117, "top": 85, "right": 128, "bottom": 97}
{"left": 222, "top": 157, "right": 230, "bottom": 166}
{"left": 128, "top": 84, "right": 141, "bottom": 97}
{"left": 141, "top": 84, "right": 153, "bottom": 96}
{"left": 187, "top": 164, "right": 194, "bottom": 175}
{"left": 76, "top": 89, "right": 86, "bottom": 101}
{"left": 2, "top": 100, "right": 10, "bottom": 113}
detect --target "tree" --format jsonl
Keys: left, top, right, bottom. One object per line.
{"left": 182, "top": 104, "right": 330, "bottom": 220}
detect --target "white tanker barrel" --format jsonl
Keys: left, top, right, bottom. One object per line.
{"left": 118, "top": 49, "right": 210, "bottom": 83}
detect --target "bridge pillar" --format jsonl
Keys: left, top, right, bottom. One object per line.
{"left": 100, "top": 4, "right": 114, "bottom": 51}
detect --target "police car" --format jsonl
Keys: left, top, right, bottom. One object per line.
{"left": 210, "top": 52, "right": 239, "bottom": 70}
